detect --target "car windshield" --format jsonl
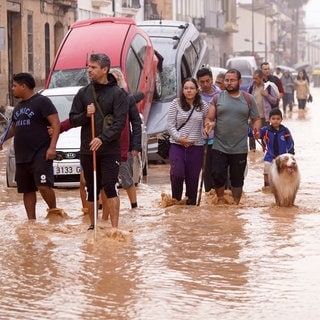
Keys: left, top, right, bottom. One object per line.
{"left": 48, "top": 69, "right": 89, "bottom": 88}
{"left": 150, "top": 38, "right": 178, "bottom": 101}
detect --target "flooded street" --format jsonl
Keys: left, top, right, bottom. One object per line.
{"left": 1, "top": 86, "right": 320, "bottom": 320}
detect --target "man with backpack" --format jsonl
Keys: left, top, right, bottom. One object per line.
{"left": 204, "top": 69, "right": 261, "bottom": 205}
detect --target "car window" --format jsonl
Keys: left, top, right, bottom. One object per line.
{"left": 125, "top": 34, "right": 148, "bottom": 93}
{"left": 183, "top": 45, "right": 197, "bottom": 76}
{"left": 131, "top": 34, "right": 147, "bottom": 63}
{"left": 48, "top": 69, "right": 89, "bottom": 88}
{"left": 148, "top": 38, "right": 178, "bottom": 100}
{"left": 126, "top": 47, "right": 142, "bottom": 93}
{"left": 45, "top": 95, "right": 75, "bottom": 121}
{"left": 181, "top": 55, "right": 192, "bottom": 81}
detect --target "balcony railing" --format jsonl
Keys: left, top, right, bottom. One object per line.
{"left": 91, "top": 0, "right": 112, "bottom": 7}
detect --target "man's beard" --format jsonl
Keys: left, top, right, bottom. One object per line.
{"left": 226, "top": 84, "right": 240, "bottom": 94}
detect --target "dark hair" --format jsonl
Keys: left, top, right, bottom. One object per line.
{"left": 269, "top": 108, "right": 282, "bottom": 119}
{"left": 297, "top": 69, "right": 308, "bottom": 82}
{"left": 216, "top": 72, "right": 225, "bottom": 80}
{"left": 90, "top": 53, "right": 111, "bottom": 69}
{"left": 196, "top": 67, "right": 212, "bottom": 79}
{"left": 13, "top": 73, "right": 36, "bottom": 89}
{"left": 253, "top": 69, "right": 264, "bottom": 78}
{"left": 260, "top": 62, "right": 269, "bottom": 68}
{"left": 225, "top": 68, "right": 241, "bottom": 80}
{"left": 180, "top": 77, "right": 203, "bottom": 111}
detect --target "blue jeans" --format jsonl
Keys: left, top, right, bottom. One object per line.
{"left": 169, "top": 143, "right": 204, "bottom": 205}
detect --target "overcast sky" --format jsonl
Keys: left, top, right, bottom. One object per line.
{"left": 304, "top": 0, "right": 320, "bottom": 27}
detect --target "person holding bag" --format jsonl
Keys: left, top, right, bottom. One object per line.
{"left": 167, "top": 77, "right": 209, "bottom": 205}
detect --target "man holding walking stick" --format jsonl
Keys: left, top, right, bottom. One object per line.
{"left": 69, "top": 53, "right": 128, "bottom": 231}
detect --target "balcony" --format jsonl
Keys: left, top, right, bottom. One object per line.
{"left": 119, "top": 0, "right": 141, "bottom": 16}
{"left": 53, "top": 0, "right": 77, "bottom": 7}
{"left": 91, "top": 0, "right": 112, "bottom": 7}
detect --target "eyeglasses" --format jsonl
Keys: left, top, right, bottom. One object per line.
{"left": 183, "top": 86, "right": 197, "bottom": 90}
{"left": 224, "top": 79, "right": 238, "bottom": 83}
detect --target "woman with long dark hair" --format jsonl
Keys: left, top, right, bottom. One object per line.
{"left": 166, "top": 77, "right": 209, "bottom": 205}
{"left": 295, "top": 70, "right": 310, "bottom": 119}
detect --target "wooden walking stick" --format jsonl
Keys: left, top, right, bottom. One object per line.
{"left": 91, "top": 114, "right": 98, "bottom": 238}
{"left": 197, "top": 139, "right": 209, "bottom": 206}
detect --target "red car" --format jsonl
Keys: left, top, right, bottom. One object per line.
{"left": 46, "top": 17, "right": 160, "bottom": 123}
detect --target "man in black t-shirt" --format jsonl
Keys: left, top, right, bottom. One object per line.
{"left": 0, "top": 73, "right": 64, "bottom": 220}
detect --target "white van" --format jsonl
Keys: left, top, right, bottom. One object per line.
{"left": 226, "top": 56, "right": 258, "bottom": 75}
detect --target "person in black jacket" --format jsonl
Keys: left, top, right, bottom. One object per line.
{"left": 69, "top": 53, "right": 128, "bottom": 231}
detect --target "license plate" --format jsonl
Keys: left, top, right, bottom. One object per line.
{"left": 54, "top": 164, "right": 81, "bottom": 175}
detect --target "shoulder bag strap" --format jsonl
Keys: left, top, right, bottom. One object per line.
{"left": 177, "top": 106, "right": 195, "bottom": 131}
{"left": 91, "top": 84, "right": 104, "bottom": 119}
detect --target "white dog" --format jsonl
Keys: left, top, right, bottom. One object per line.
{"left": 269, "top": 153, "right": 300, "bottom": 207}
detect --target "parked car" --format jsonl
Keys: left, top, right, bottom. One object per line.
{"left": 210, "top": 67, "right": 228, "bottom": 80}
{"left": 138, "top": 20, "right": 209, "bottom": 160}
{"left": 6, "top": 87, "right": 147, "bottom": 187}
{"left": 226, "top": 56, "right": 258, "bottom": 76}
{"left": 45, "top": 17, "right": 156, "bottom": 173}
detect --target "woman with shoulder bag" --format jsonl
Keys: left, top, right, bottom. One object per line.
{"left": 167, "top": 77, "right": 209, "bottom": 205}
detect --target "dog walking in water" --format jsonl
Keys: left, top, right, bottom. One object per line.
{"left": 269, "top": 153, "right": 300, "bottom": 207}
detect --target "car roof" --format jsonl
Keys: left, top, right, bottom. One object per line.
{"left": 53, "top": 18, "right": 138, "bottom": 70}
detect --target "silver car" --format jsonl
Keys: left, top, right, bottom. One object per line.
{"left": 138, "top": 20, "right": 209, "bottom": 160}
{"left": 6, "top": 86, "right": 147, "bottom": 188}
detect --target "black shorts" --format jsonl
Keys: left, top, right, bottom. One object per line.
{"left": 15, "top": 153, "right": 54, "bottom": 193}
{"left": 211, "top": 149, "right": 247, "bottom": 188}
{"left": 81, "top": 153, "right": 120, "bottom": 201}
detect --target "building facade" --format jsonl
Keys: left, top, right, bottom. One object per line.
{"left": 0, "top": 0, "right": 77, "bottom": 106}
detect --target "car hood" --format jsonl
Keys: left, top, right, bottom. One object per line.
{"left": 57, "top": 127, "right": 81, "bottom": 149}
{"left": 146, "top": 100, "right": 171, "bottom": 136}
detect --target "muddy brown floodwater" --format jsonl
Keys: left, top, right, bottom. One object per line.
{"left": 1, "top": 86, "right": 320, "bottom": 320}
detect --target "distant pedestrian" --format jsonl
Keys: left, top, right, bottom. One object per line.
{"left": 295, "top": 70, "right": 310, "bottom": 119}
{"left": 0, "top": 73, "right": 65, "bottom": 220}
{"left": 214, "top": 73, "right": 226, "bottom": 90}
{"left": 167, "top": 77, "right": 209, "bottom": 205}
{"left": 204, "top": 69, "right": 261, "bottom": 204}
{"left": 281, "top": 70, "right": 295, "bottom": 118}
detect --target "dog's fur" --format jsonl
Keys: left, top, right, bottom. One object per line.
{"left": 269, "top": 153, "right": 300, "bottom": 207}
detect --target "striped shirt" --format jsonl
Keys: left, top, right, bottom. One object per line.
{"left": 167, "top": 98, "right": 209, "bottom": 146}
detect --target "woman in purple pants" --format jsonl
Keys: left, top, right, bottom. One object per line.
{"left": 167, "top": 77, "right": 209, "bottom": 205}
